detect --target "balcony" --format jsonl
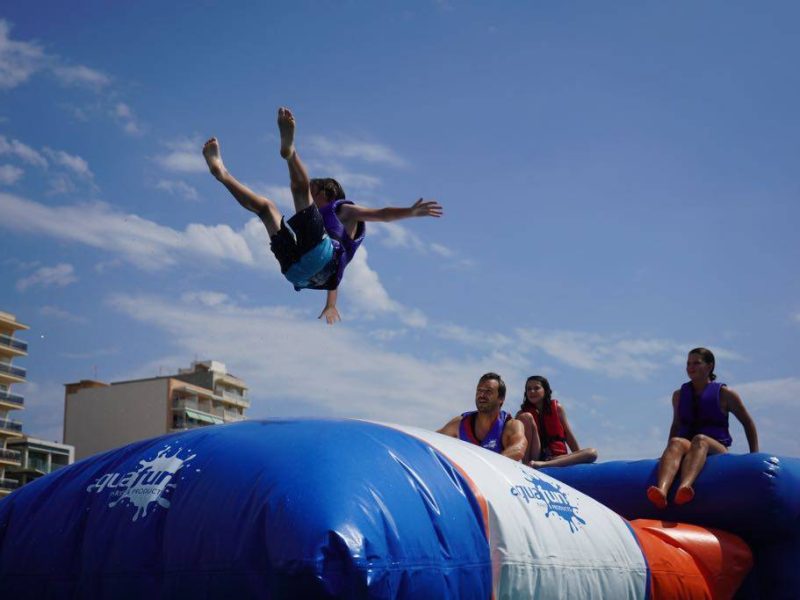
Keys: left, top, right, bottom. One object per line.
{"left": 0, "top": 419, "right": 23, "bottom": 435}
{"left": 0, "top": 477, "right": 18, "bottom": 491}
{"left": 0, "top": 389, "right": 24, "bottom": 407}
{"left": 0, "top": 448, "right": 21, "bottom": 464}
{"left": 219, "top": 389, "right": 250, "bottom": 408}
{"left": 0, "top": 334, "right": 27, "bottom": 356}
{"left": 0, "top": 362, "right": 26, "bottom": 382}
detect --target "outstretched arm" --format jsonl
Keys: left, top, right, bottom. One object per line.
{"left": 501, "top": 419, "right": 527, "bottom": 461}
{"left": 725, "top": 388, "right": 759, "bottom": 452}
{"left": 338, "top": 198, "right": 443, "bottom": 223}
{"left": 318, "top": 289, "right": 340, "bottom": 325}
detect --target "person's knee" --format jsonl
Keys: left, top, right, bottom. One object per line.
{"left": 690, "top": 434, "right": 711, "bottom": 450}
{"left": 517, "top": 412, "right": 536, "bottom": 429}
{"left": 667, "top": 437, "right": 690, "bottom": 453}
{"left": 584, "top": 448, "right": 598, "bottom": 463}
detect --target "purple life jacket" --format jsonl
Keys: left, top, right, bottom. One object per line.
{"left": 458, "top": 410, "right": 510, "bottom": 453}
{"left": 676, "top": 381, "right": 732, "bottom": 447}
{"left": 319, "top": 199, "right": 365, "bottom": 288}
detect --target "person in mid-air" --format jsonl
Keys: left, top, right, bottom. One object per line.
{"left": 203, "top": 107, "right": 442, "bottom": 324}
{"left": 647, "top": 347, "right": 759, "bottom": 508}
{"left": 515, "top": 375, "right": 598, "bottom": 468}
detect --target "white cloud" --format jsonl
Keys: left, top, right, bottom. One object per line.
{"left": 308, "top": 135, "right": 407, "bottom": 168}
{"left": 344, "top": 249, "right": 427, "bottom": 327}
{"left": 0, "top": 134, "right": 48, "bottom": 167}
{"left": 156, "top": 138, "right": 206, "bottom": 173}
{"left": 52, "top": 64, "right": 110, "bottom": 90}
{"left": 113, "top": 102, "right": 142, "bottom": 136}
{"left": 0, "top": 193, "right": 415, "bottom": 323}
{"left": 16, "top": 263, "right": 77, "bottom": 291}
{"left": 731, "top": 377, "right": 800, "bottom": 456}
{"left": 105, "top": 292, "right": 526, "bottom": 430}
{"left": 254, "top": 184, "right": 294, "bottom": 210}
{"left": 43, "top": 147, "right": 93, "bottom": 179}
{"left": 515, "top": 329, "right": 688, "bottom": 380}
{"left": 0, "top": 163, "right": 23, "bottom": 184}
{"left": 0, "top": 20, "right": 47, "bottom": 90}
{"left": 156, "top": 179, "right": 199, "bottom": 201}
{"left": 39, "top": 305, "right": 87, "bottom": 323}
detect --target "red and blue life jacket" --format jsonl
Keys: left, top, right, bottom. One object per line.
{"left": 458, "top": 410, "right": 510, "bottom": 453}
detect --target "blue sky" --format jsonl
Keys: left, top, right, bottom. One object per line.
{"left": 1, "top": 1, "right": 798, "bottom": 459}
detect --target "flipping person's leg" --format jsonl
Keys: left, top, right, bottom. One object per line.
{"left": 203, "top": 137, "right": 282, "bottom": 236}
{"left": 277, "top": 107, "right": 314, "bottom": 214}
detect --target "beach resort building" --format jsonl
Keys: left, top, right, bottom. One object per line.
{"left": 0, "top": 311, "right": 28, "bottom": 498}
{"left": 64, "top": 360, "right": 249, "bottom": 460}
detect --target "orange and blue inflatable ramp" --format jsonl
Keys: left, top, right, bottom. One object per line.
{"left": 0, "top": 419, "right": 751, "bottom": 598}
{"left": 544, "top": 452, "right": 800, "bottom": 598}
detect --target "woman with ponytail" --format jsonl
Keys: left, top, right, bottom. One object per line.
{"left": 516, "top": 375, "right": 598, "bottom": 468}
{"left": 646, "top": 347, "right": 759, "bottom": 509}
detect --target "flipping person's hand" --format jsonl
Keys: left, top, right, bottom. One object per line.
{"left": 410, "top": 198, "right": 443, "bottom": 218}
{"left": 319, "top": 305, "right": 341, "bottom": 325}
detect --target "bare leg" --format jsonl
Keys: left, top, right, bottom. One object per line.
{"left": 647, "top": 437, "right": 691, "bottom": 509}
{"left": 531, "top": 448, "right": 598, "bottom": 469}
{"left": 203, "top": 137, "right": 282, "bottom": 236}
{"left": 277, "top": 107, "right": 313, "bottom": 214}
{"left": 674, "top": 435, "right": 727, "bottom": 504}
{"left": 516, "top": 413, "right": 541, "bottom": 465}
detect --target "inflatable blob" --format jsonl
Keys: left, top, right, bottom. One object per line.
{"left": 541, "top": 454, "right": 800, "bottom": 599}
{"left": 0, "top": 419, "right": 754, "bottom": 598}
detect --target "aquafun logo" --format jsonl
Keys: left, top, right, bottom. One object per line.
{"left": 86, "top": 445, "right": 197, "bottom": 522}
{"left": 510, "top": 470, "right": 586, "bottom": 533}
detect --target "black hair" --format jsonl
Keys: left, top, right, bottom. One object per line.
{"left": 310, "top": 177, "right": 346, "bottom": 202}
{"left": 689, "top": 347, "right": 717, "bottom": 381}
{"left": 478, "top": 372, "right": 506, "bottom": 399}
{"left": 521, "top": 375, "right": 554, "bottom": 414}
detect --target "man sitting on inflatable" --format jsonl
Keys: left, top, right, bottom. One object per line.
{"left": 438, "top": 372, "right": 527, "bottom": 461}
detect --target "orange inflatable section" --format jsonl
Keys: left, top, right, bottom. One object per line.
{"left": 630, "top": 519, "right": 753, "bottom": 600}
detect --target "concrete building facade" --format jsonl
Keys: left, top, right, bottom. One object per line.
{"left": 0, "top": 311, "right": 28, "bottom": 498}
{"left": 5, "top": 436, "right": 74, "bottom": 487}
{"left": 64, "top": 360, "right": 249, "bottom": 460}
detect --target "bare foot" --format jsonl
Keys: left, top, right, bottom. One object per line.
{"left": 202, "top": 137, "right": 226, "bottom": 180}
{"left": 277, "top": 107, "right": 296, "bottom": 159}
{"left": 646, "top": 486, "right": 667, "bottom": 509}
{"left": 529, "top": 460, "right": 546, "bottom": 469}
{"left": 674, "top": 486, "right": 695, "bottom": 505}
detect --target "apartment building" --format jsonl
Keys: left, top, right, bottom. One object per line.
{"left": 64, "top": 360, "right": 249, "bottom": 460}
{"left": 5, "top": 436, "right": 74, "bottom": 487}
{"left": 0, "top": 311, "right": 28, "bottom": 498}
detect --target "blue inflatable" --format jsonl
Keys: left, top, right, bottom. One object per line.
{"left": 542, "top": 454, "right": 800, "bottom": 599}
{"left": 0, "top": 419, "right": 784, "bottom": 598}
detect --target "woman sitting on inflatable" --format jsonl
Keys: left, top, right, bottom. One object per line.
{"left": 516, "top": 375, "right": 598, "bottom": 468}
{"left": 647, "top": 347, "right": 759, "bottom": 508}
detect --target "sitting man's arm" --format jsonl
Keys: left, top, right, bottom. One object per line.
{"left": 501, "top": 418, "right": 527, "bottom": 461}
{"left": 337, "top": 198, "right": 443, "bottom": 223}
{"left": 437, "top": 416, "right": 461, "bottom": 438}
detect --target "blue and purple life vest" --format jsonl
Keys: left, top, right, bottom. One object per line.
{"left": 458, "top": 410, "right": 511, "bottom": 453}
{"left": 676, "top": 381, "right": 732, "bottom": 447}
{"left": 320, "top": 199, "right": 365, "bottom": 288}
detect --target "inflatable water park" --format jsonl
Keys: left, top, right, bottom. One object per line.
{"left": 0, "top": 418, "right": 798, "bottom": 598}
